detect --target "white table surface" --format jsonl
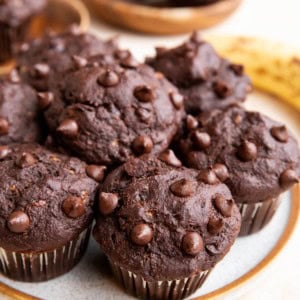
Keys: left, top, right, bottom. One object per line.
{"left": 89, "top": 0, "right": 300, "bottom": 299}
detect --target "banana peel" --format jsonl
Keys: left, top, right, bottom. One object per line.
{"left": 205, "top": 35, "right": 300, "bottom": 112}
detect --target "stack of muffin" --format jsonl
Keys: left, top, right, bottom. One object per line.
{"left": 0, "top": 23, "right": 299, "bottom": 300}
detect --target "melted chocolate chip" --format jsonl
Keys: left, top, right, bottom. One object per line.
{"left": 237, "top": 140, "right": 257, "bottom": 161}
{"left": 7, "top": 211, "right": 30, "bottom": 233}
{"left": 207, "top": 217, "right": 224, "bottom": 234}
{"left": 0, "top": 118, "right": 9, "bottom": 135}
{"left": 0, "top": 145, "right": 10, "bottom": 159}
{"left": 37, "top": 92, "right": 54, "bottom": 110}
{"left": 98, "top": 192, "right": 119, "bottom": 215}
{"left": 197, "top": 169, "right": 219, "bottom": 185}
{"left": 62, "top": 196, "right": 86, "bottom": 218}
{"left": 131, "top": 224, "right": 153, "bottom": 246}
{"left": 158, "top": 149, "right": 182, "bottom": 167}
{"left": 213, "top": 80, "right": 232, "bottom": 98}
{"left": 279, "top": 169, "right": 299, "bottom": 188}
{"left": 120, "top": 56, "right": 139, "bottom": 68}
{"left": 97, "top": 70, "right": 120, "bottom": 87}
{"left": 72, "top": 55, "right": 88, "bottom": 68}
{"left": 186, "top": 115, "right": 199, "bottom": 130}
{"left": 192, "top": 131, "right": 211, "bottom": 150}
{"left": 16, "top": 152, "right": 36, "bottom": 168}
{"left": 132, "top": 135, "right": 153, "bottom": 155}
{"left": 212, "top": 163, "right": 229, "bottom": 182}
{"left": 270, "top": 125, "right": 289, "bottom": 143}
{"left": 213, "top": 195, "right": 234, "bottom": 217}
{"left": 134, "top": 86, "right": 155, "bottom": 103}
{"left": 86, "top": 165, "right": 107, "bottom": 182}
{"left": 182, "top": 232, "right": 203, "bottom": 255}
{"left": 57, "top": 119, "right": 79, "bottom": 138}
{"left": 170, "top": 179, "right": 196, "bottom": 197}
{"left": 229, "top": 63, "right": 244, "bottom": 76}
{"left": 169, "top": 92, "right": 184, "bottom": 109}
{"left": 32, "top": 63, "right": 50, "bottom": 78}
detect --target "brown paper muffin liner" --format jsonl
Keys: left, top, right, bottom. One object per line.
{"left": 238, "top": 197, "right": 281, "bottom": 236}
{"left": 0, "top": 20, "right": 30, "bottom": 63}
{"left": 0, "top": 227, "right": 91, "bottom": 282}
{"left": 109, "top": 260, "right": 211, "bottom": 300}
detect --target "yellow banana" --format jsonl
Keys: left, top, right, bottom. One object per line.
{"left": 205, "top": 35, "right": 300, "bottom": 112}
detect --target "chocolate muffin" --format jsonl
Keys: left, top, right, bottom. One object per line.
{"left": 0, "top": 143, "right": 98, "bottom": 282}
{"left": 42, "top": 60, "right": 184, "bottom": 166}
{"left": 146, "top": 32, "right": 251, "bottom": 115}
{"left": 0, "top": 0, "right": 47, "bottom": 62}
{"left": 16, "top": 27, "right": 118, "bottom": 91}
{"left": 0, "top": 70, "right": 45, "bottom": 144}
{"left": 178, "top": 106, "right": 300, "bottom": 235}
{"left": 93, "top": 154, "right": 241, "bottom": 299}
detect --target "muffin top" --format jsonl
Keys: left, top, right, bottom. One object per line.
{"left": 0, "top": 143, "right": 98, "bottom": 252}
{"left": 146, "top": 32, "right": 251, "bottom": 114}
{"left": 178, "top": 106, "right": 300, "bottom": 203}
{"left": 16, "top": 27, "right": 118, "bottom": 91}
{"left": 0, "top": 0, "right": 47, "bottom": 26}
{"left": 43, "top": 60, "right": 184, "bottom": 166}
{"left": 0, "top": 71, "right": 45, "bottom": 145}
{"left": 93, "top": 154, "right": 241, "bottom": 281}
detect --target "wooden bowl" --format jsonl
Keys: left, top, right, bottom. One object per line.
{"left": 0, "top": 0, "right": 90, "bottom": 74}
{"left": 84, "top": 0, "right": 241, "bottom": 35}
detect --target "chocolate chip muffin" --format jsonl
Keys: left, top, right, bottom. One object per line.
{"left": 42, "top": 60, "right": 184, "bottom": 166}
{"left": 0, "top": 0, "right": 47, "bottom": 62}
{"left": 0, "top": 70, "right": 45, "bottom": 145}
{"left": 16, "top": 27, "right": 118, "bottom": 91}
{"left": 93, "top": 154, "right": 241, "bottom": 299}
{"left": 146, "top": 32, "right": 251, "bottom": 115}
{"left": 0, "top": 143, "right": 98, "bottom": 282}
{"left": 177, "top": 106, "right": 300, "bottom": 235}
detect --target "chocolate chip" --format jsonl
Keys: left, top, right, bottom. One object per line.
{"left": 170, "top": 179, "right": 196, "bottom": 197}
{"left": 197, "top": 169, "right": 218, "bottom": 185}
{"left": 0, "top": 118, "right": 9, "bottom": 135}
{"left": 86, "top": 165, "right": 107, "bottom": 182}
{"left": 8, "top": 69, "right": 20, "bottom": 83}
{"left": 158, "top": 149, "right": 182, "bottom": 167}
{"left": 212, "top": 163, "right": 229, "bottom": 182}
{"left": 134, "top": 86, "right": 155, "bottom": 103}
{"left": 114, "top": 49, "right": 131, "bottom": 60}
{"left": 0, "top": 145, "right": 10, "bottom": 159}
{"left": 229, "top": 63, "right": 244, "bottom": 76}
{"left": 32, "top": 63, "right": 50, "bottom": 78}
{"left": 132, "top": 135, "right": 153, "bottom": 155}
{"left": 213, "top": 80, "right": 232, "bottom": 98}
{"left": 72, "top": 55, "right": 88, "bottom": 68}
{"left": 57, "top": 119, "right": 79, "bottom": 138}
{"left": 270, "top": 125, "right": 289, "bottom": 143}
{"left": 97, "top": 69, "right": 119, "bottom": 87}
{"left": 207, "top": 217, "right": 224, "bottom": 234}
{"left": 120, "top": 55, "right": 139, "bottom": 68}
{"left": 98, "top": 192, "right": 119, "bottom": 215}
{"left": 237, "top": 140, "right": 257, "bottom": 161}
{"left": 131, "top": 224, "right": 153, "bottom": 246}
{"left": 62, "top": 196, "right": 86, "bottom": 218}
{"left": 37, "top": 92, "right": 54, "bottom": 110}
{"left": 213, "top": 195, "right": 234, "bottom": 217}
{"left": 279, "top": 169, "right": 299, "bottom": 188}
{"left": 191, "top": 131, "right": 211, "bottom": 150}
{"left": 7, "top": 211, "right": 30, "bottom": 233}
{"left": 16, "top": 152, "right": 36, "bottom": 168}
{"left": 169, "top": 92, "right": 184, "bottom": 110}
{"left": 186, "top": 115, "right": 199, "bottom": 131}
{"left": 182, "top": 232, "right": 203, "bottom": 255}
